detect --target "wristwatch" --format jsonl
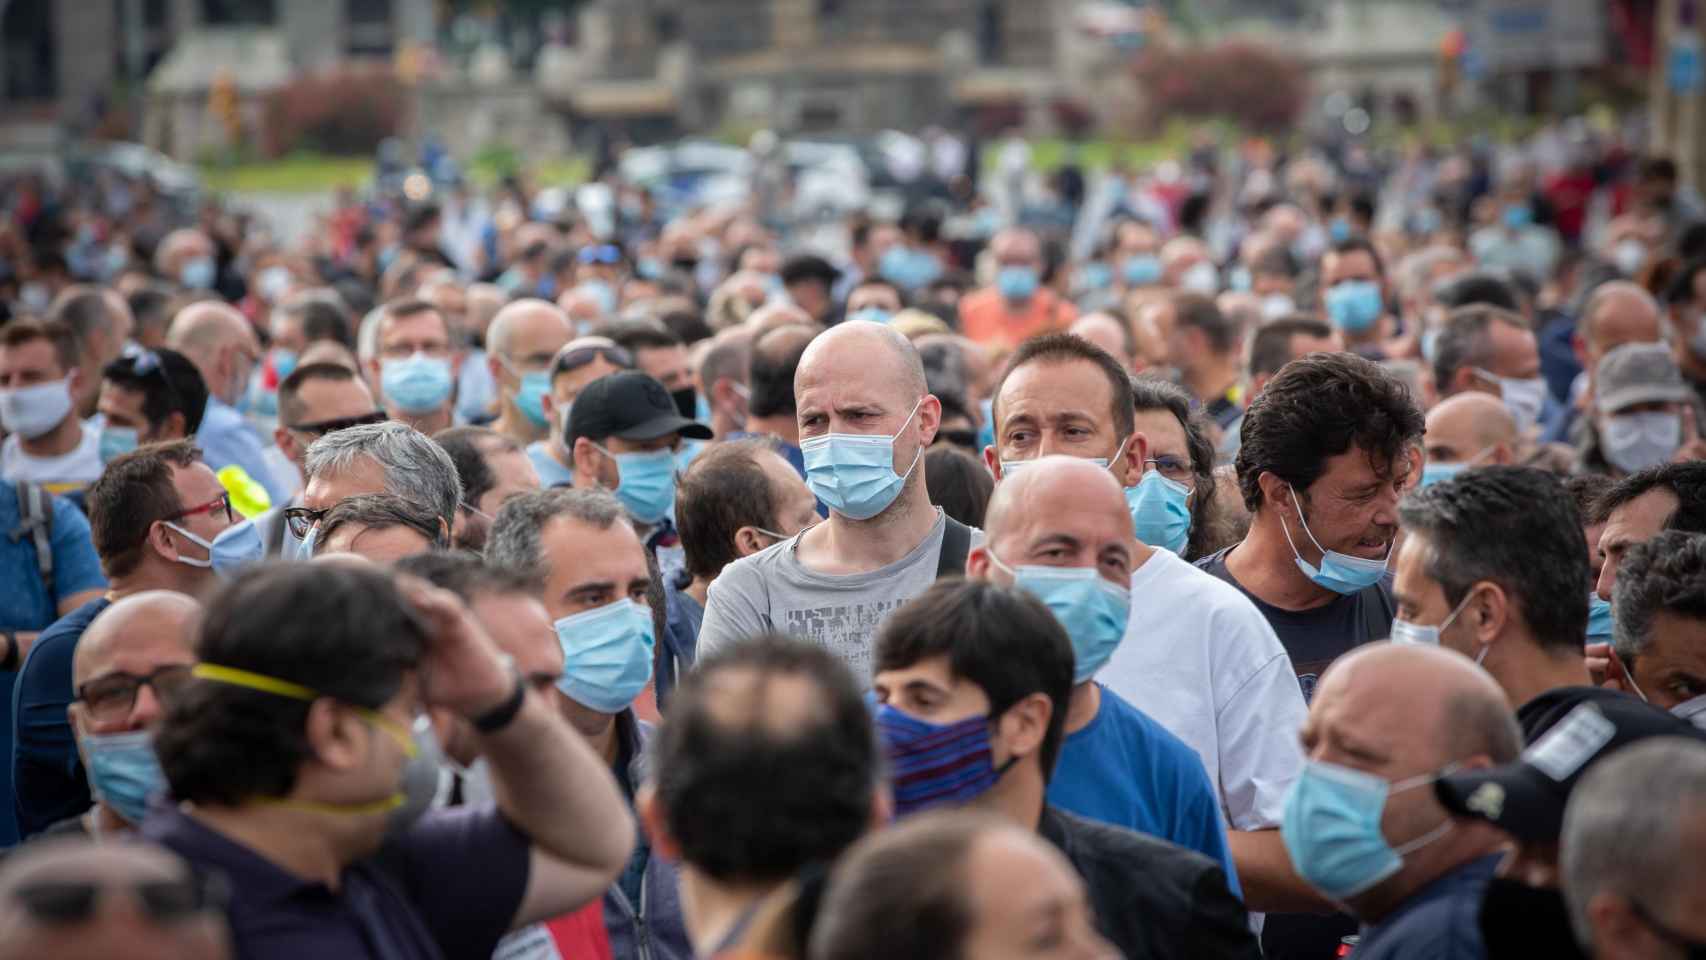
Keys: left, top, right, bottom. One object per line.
{"left": 472, "top": 660, "right": 527, "bottom": 734}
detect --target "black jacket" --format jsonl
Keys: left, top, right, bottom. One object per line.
{"left": 1039, "top": 806, "right": 1260, "bottom": 960}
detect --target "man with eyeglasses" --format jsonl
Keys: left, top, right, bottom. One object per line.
{"left": 366, "top": 298, "right": 460, "bottom": 439}
{"left": 0, "top": 835, "right": 231, "bottom": 960}
{"left": 984, "top": 332, "right": 1316, "bottom": 921}
{"left": 253, "top": 363, "right": 384, "bottom": 557}
{"left": 165, "top": 302, "right": 287, "bottom": 508}
{"left": 525, "top": 336, "right": 634, "bottom": 489}
{"left": 14, "top": 441, "right": 247, "bottom": 839}
{"left": 485, "top": 299, "right": 574, "bottom": 449}
{"left": 95, "top": 348, "right": 208, "bottom": 467}
{"left": 46, "top": 591, "right": 200, "bottom": 840}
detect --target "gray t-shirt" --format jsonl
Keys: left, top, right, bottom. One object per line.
{"left": 698, "top": 508, "right": 962, "bottom": 680}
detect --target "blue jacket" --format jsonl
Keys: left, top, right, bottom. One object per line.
{"left": 605, "top": 714, "right": 692, "bottom": 960}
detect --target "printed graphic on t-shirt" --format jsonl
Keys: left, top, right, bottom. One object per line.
{"left": 783, "top": 599, "right": 903, "bottom": 674}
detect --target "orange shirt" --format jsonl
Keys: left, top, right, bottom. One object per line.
{"left": 958, "top": 286, "right": 1079, "bottom": 352}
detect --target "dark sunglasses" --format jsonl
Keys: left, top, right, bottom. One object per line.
{"left": 552, "top": 343, "right": 633, "bottom": 376}
{"left": 285, "top": 410, "right": 389, "bottom": 437}
{"left": 576, "top": 244, "right": 622, "bottom": 265}
{"left": 13, "top": 872, "right": 229, "bottom": 925}
{"left": 282, "top": 505, "right": 329, "bottom": 540}
{"left": 76, "top": 663, "right": 194, "bottom": 723}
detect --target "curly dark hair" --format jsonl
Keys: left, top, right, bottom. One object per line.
{"left": 155, "top": 563, "right": 428, "bottom": 806}
{"left": 1235, "top": 352, "right": 1424, "bottom": 512}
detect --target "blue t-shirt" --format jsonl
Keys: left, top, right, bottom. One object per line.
{"left": 1353, "top": 854, "right": 1499, "bottom": 960}
{"left": 0, "top": 486, "right": 105, "bottom": 847}
{"left": 1047, "top": 684, "right": 1240, "bottom": 898}
{"left": 12, "top": 596, "right": 111, "bottom": 839}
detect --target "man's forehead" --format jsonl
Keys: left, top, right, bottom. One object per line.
{"left": 81, "top": 638, "right": 194, "bottom": 686}
{"left": 0, "top": 340, "right": 59, "bottom": 372}
{"left": 998, "top": 359, "right": 1113, "bottom": 415}
{"left": 1607, "top": 488, "right": 1679, "bottom": 537}
{"left": 544, "top": 517, "right": 648, "bottom": 578}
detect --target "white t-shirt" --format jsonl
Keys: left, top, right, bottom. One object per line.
{"left": 0, "top": 427, "right": 103, "bottom": 494}
{"left": 1098, "top": 547, "right": 1307, "bottom": 833}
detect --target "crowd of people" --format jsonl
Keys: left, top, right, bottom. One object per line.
{"left": 1, "top": 117, "right": 1705, "bottom": 960}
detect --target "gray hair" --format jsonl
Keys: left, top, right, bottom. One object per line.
{"left": 303, "top": 421, "right": 462, "bottom": 530}
{"left": 485, "top": 488, "right": 625, "bottom": 582}
{"left": 1612, "top": 531, "right": 1706, "bottom": 665}
{"left": 1430, "top": 304, "right": 1524, "bottom": 391}
{"left": 1562, "top": 737, "right": 1706, "bottom": 950}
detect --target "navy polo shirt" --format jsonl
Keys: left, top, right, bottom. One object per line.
{"left": 1352, "top": 854, "right": 1500, "bottom": 960}
{"left": 144, "top": 802, "right": 532, "bottom": 960}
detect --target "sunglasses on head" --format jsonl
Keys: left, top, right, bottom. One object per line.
{"left": 12, "top": 872, "right": 229, "bottom": 926}
{"left": 553, "top": 344, "right": 633, "bottom": 376}
{"left": 123, "top": 350, "right": 186, "bottom": 416}
{"left": 576, "top": 244, "right": 622, "bottom": 265}
{"left": 286, "top": 410, "right": 389, "bottom": 437}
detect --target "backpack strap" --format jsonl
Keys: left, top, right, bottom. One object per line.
{"left": 935, "top": 517, "right": 972, "bottom": 580}
{"left": 13, "top": 482, "right": 55, "bottom": 598}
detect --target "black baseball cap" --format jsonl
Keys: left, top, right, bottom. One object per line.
{"left": 566, "top": 370, "right": 712, "bottom": 446}
{"left": 1435, "top": 689, "right": 1706, "bottom": 844}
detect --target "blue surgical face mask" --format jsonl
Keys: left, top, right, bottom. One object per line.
{"left": 1079, "top": 262, "right": 1112, "bottom": 291}
{"left": 163, "top": 520, "right": 264, "bottom": 577}
{"left": 1280, "top": 486, "right": 1390, "bottom": 595}
{"left": 99, "top": 425, "right": 139, "bottom": 465}
{"left": 1282, "top": 760, "right": 1455, "bottom": 901}
{"left": 1123, "top": 254, "right": 1163, "bottom": 287}
{"left": 1325, "top": 280, "right": 1383, "bottom": 333}
{"left": 273, "top": 348, "right": 299, "bottom": 381}
{"left": 1127, "top": 468, "right": 1192, "bottom": 554}
{"left": 1329, "top": 217, "right": 1353, "bottom": 244}
{"left": 801, "top": 397, "right": 924, "bottom": 521}
{"left": 179, "top": 256, "right": 215, "bottom": 290}
{"left": 554, "top": 598, "right": 656, "bottom": 714}
{"left": 849, "top": 306, "right": 894, "bottom": 326}
{"left": 1419, "top": 462, "right": 1466, "bottom": 488}
{"left": 500, "top": 359, "right": 551, "bottom": 430}
{"left": 82, "top": 730, "right": 165, "bottom": 825}
{"left": 1389, "top": 590, "right": 1473, "bottom": 648}
{"left": 1502, "top": 205, "right": 1534, "bottom": 230}
{"left": 596, "top": 444, "right": 678, "bottom": 525}
{"left": 675, "top": 439, "right": 706, "bottom": 475}
{"left": 381, "top": 353, "right": 454, "bottom": 413}
{"left": 578, "top": 280, "right": 617, "bottom": 317}
{"left": 990, "top": 553, "right": 1131, "bottom": 684}
{"left": 1586, "top": 593, "right": 1615, "bottom": 640}
{"left": 996, "top": 266, "right": 1040, "bottom": 301}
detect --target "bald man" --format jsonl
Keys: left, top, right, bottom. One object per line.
{"left": 1285, "top": 643, "right": 1521, "bottom": 958}
{"left": 526, "top": 335, "right": 635, "bottom": 488}
{"left": 0, "top": 837, "right": 231, "bottom": 960}
{"left": 1421, "top": 393, "right": 1518, "bottom": 486}
{"left": 485, "top": 299, "right": 573, "bottom": 446}
{"left": 1549, "top": 282, "right": 1666, "bottom": 445}
{"left": 63, "top": 592, "right": 199, "bottom": 837}
{"left": 970, "top": 456, "right": 1237, "bottom": 882}
{"left": 164, "top": 302, "right": 285, "bottom": 505}
{"left": 1070, "top": 312, "right": 1137, "bottom": 372}
{"left": 698, "top": 320, "right": 955, "bottom": 671}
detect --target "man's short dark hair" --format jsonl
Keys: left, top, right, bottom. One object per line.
{"left": 1398, "top": 467, "right": 1590, "bottom": 654}
{"left": 380, "top": 298, "right": 453, "bottom": 343}
{"left": 86, "top": 440, "right": 203, "bottom": 579}
{"left": 1172, "top": 292, "right": 1238, "bottom": 353}
{"left": 1434, "top": 271, "right": 1522, "bottom": 313}
{"left": 1131, "top": 375, "right": 1217, "bottom": 559}
{"left": 653, "top": 634, "right": 877, "bottom": 884}
{"left": 315, "top": 493, "right": 447, "bottom": 555}
{"left": 602, "top": 320, "right": 682, "bottom": 355}
{"left": 1251, "top": 245, "right": 1299, "bottom": 279}
{"left": 874, "top": 579, "right": 1074, "bottom": 780}
{"left": 1236, "top": 352, "right": 1424, "bottom": 511}
{"left": 0, "top": 319, "right": 78, "bottom": 372}
{"left": 47, "top": 287, "right": 120, "bottom": 351}
{"left": 992, "top": 333, "right": 1135, "bottom": 441}
{"left": 1566, "top": 474, "right": 1613, "bottom": 523}
{"left": 1612, "top": 531, "right": 1706, "bottom": 666}
{"left": 393, "top": 549, "right": 542, "bottom": 603}
{"left": 1324, "top": 235, "right": 1386, "bottom": 278}
{"left": 1248, "top": 317, "right": 1334, "bottom": 379}
{"left": 748, "top": 327, "right": 811, "bottom": 419}
{"left": 100, "top": 347, "right": 208, "bottom": 436}
{"left": 850, "top": 277, "right": 905, "bottom": 308}
{"left": 677, "top": 439, "right": 783, "bottom": 581}
{"left": 155, "top": 563, "right": 430, "bottom": 805}
{"left": 1432, "top": 305, "right": 1526, "bottom": 391}
{"left": 659, "top": 309, "right": 713, "bottom": 346}
{"left": 432, "top": 426, "right": 522, "bottom": 512}
{"left": 780, "top": 254, "right": 839, "bottom": 289}
{"left": 127, "top": 285, "right": 173, "bottom": 342}
{"left": 281, "top": 295, "right": 355, "bottom": 350}
{"left": 1591, "top": 462, "right": 1706, "bottom": 530}
{"left": 278, "top": 363, "right": 364, "bottom": 427}
{"left": 924, "top": 445, "right": 993, "bottom": 529}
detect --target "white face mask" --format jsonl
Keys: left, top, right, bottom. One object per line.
{"left": 1475, "top": 368, "right": 1547, "bottom": 433}
{"left": 1613, "top": 239, "right": 1648, "bottom": 278}
{"left": 1179, "top": 261, "right": 1219, "bottom": 294}
{"left": 0, "top": 378, "right": 75, "bottom": 439}
{"left": 1602, "top": 411, "right": 1681, "bottom": 474}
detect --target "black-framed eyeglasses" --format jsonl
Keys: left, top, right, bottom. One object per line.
{"left": 285, "top": 410, "right": 388, "bottom": 438}
{"left": 76, "top": 664, "right": 194, "bottom": 723}
{"left": 552, "top": 343, "right": 633, "bottom": 377}
{"left": 12, "top": 872, "right": 229, "bottom": 926}
{"left": 162, "top": 492, "right": 234, "bottom": 526}
{"left": 282, "top": 506, "right": 329, "bottom": 540}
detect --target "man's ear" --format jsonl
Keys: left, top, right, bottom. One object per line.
{"left": 995, "top": 691, "right": 1053, "bottom": 766}
{"left": 301, "top": 700, "right": 369, "bottom": 775}
{"left": 984, "top": 443, "right": 1001, "bottom": 480}
{"left": 274, "top": 425, "right": 295, "bottom": 461}
{"left": 733, "top": 525, "right": 769, "bottom": 558}
{"left": 1471, "top": 581, "right": 1511, "bottom": 645}
{"left": 147, "top": 520, "right": 184, "bottom": 564}
{"left": 916, "top": 394, "right": 941, "bottom": 446}
{"left": 965, "top": 544, "right": 992, "bottom": 580}
{"left": 162, "top": 410, "right": 187, "bottom": 441}
{"left": 1117, "top": 431, "right": 1149, "bottom": 488}
{"left": 1257, "top": 470, "right": 1294, "bottom": 517}
{"left": 637, "top": 786, "right": 681, "bottom": 862}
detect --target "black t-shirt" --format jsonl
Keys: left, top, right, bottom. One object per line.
{"left": 1197, "top": 547, "right": 1395, "bottom": 703}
